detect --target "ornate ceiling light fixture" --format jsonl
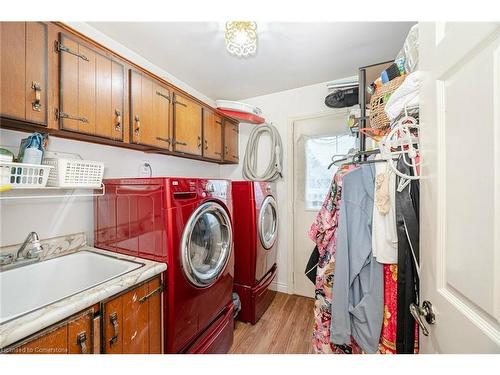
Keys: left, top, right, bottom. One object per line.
{"left": 225, "top": 21, "right": 258, "bottom": 57}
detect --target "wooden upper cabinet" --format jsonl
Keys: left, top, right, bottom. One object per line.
{"left": 224, "top": 120, "right": 239, "bottom": 163}
{"left": 173, "top": 92, "right": 202, "bottom": 156}
{"left": 102, "top": 276, "right": 162, "bottom": 354}
{"left": 0, "top": 22, "right": 48, "bottom": 126}
{"left": 202, "top": 109, "right": 223, "bottom": 161}
{"left": 129, "top": 70, "right": 171, "bottom": 149}
{"left": 58, "top": 33, "right": 124, "bottom": 140}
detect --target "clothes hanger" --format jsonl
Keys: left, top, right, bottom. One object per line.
{"left": 379, "top": 103, "right": 421, "bottom": 190}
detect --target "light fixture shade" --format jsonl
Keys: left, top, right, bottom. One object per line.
{"left": 225, "top": 21, "right": 257, "bottom": 57}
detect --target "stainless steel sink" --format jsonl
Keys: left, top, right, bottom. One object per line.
{"left": 0, "top": 250, "right": 143, "bottom": 324}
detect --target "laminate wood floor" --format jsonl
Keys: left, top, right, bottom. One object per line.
{"left": 229, "top": 292, "right": 315, "bottom": 354}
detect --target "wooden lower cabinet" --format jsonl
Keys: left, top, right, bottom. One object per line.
{"left": 8, "top": 309, "right": 94, "bottom": 354}
{"left": 4, "top": 276, "right": 162, "bottom": 354}
{"left": 102, "top": 276, "right": 163, "bottom": 354}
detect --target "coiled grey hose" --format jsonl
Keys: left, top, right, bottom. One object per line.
{"left": 242, "top": 123, "right": 283, "bottom": 181}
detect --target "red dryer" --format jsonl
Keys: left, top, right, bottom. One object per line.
{"left": 232, "top": 181, "right": 278, "bottom": 324}
{"left": 94, "top": 178, "right": 234, "bottom": 354}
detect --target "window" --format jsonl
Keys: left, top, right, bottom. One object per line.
{"left": 304, "top": 134, "right": 356, "bottom": 210}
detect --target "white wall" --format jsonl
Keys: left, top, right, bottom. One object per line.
{"left": 220, "top": 81, "right": 342, "bottom": 293}
{"left": 0, "top": 129, "right": 220, "bottom": 247}
{"left": 0, "top": 22, "right": 220, "bottom": 247}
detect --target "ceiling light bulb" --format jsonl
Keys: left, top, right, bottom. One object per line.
{"left": 225, "top": 21, "right": 257, "bottom": 57}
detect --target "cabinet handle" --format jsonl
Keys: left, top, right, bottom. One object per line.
{"left": 76, "top": 331, "right": 88, "bottom": 354}
{"left": 225, "top": 146, "right": 229, "bottom": 155}
{"left": 139, "top": 285, "right": 164, "bottom": 303}
{"left": 31, "top": 81, "right": 42, "bottom": 112}
{"left": 134, "top": 115, "right": 141, "bottom": 134}
{"left": 204, "top": 139, "right": 208, "bottom": 150}
{"left": 156, "top": 91, "right": 171, "bottom": 101}
{"left": 197, "top": 136, "right": 202, "bottom": 149}
{"left": 115, "top": 109, "right": 122, "bottom": 131}
{"left": 56, "top": 109, "right": 88, "bottom": 123}
{"left": 215, "top": 121, "right": 222, "bottom": 125}
{"left": 109, "top": 312, "right": 119, "bottom": 346}
{"left": 156, "top": 137, "right": 171, "bottom": 144}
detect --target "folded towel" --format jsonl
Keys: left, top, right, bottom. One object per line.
{"left": 385, "top": 71, "right": 422, "bottom": 121}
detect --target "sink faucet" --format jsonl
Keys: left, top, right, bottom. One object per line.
{"left": 16, "top": 232, "right": 44, "bottom": 260}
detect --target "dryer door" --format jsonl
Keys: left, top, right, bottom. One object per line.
{"left": 259, "top": 196, "right": 278, "bottom": 250}
{"left": 181, "top": 201, "right": 233, "bottom": 288}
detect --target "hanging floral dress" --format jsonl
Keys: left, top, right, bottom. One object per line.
{"left": 308, "top": 165, "right": 401, "bottom": 354}
{"left": 308, "top": 165, "right": 355, "bottom": 354}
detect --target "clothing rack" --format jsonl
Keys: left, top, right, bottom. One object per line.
{"left": 358, "top": 61, "right": 393, "bottom": 158}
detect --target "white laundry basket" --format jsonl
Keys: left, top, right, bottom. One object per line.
{"left": 42, "top": 152, "right": 104, "bottom": 188}
{"left": 0, "top": 162, "right": 53, "bottom": 188}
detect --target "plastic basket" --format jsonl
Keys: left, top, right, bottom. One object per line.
{"left": 42, "top": 155, "right": 104, "bottom": 188}
{"left": 0, "top": 162, "right": 53, "bottom": 188}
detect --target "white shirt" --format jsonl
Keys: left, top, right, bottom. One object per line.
{"left": 372, "top": 154, "right": 398, "bottom": 264}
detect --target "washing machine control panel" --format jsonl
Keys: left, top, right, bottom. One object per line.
{"left": 202, "top": 180, "right": 229, "bottom": 200}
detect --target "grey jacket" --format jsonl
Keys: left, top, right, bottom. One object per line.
{"left": 330, "top": 164, "right": 384, "bottom": 354}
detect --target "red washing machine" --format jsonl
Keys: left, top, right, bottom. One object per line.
{"left": 231, "top": 181, "right": 278, "bottom": 324}
{"left": 94, "top": 178, "right": 234, "bottom": 354}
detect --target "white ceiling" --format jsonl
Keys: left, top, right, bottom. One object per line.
{"left": 89, "top": 22, "right": 415, "bottom": 100}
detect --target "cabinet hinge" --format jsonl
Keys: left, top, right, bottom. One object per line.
{"left": 56, "top": 109, "right": 89, "bottom": 123}
{"left": 172, "top": 96, "right": 187, "bottom": 107}
{"left": 156, "top": 91, "right": 171, "bottom": 101}
{"left": 55, "top": 41, "right": 89, "bottom": 62}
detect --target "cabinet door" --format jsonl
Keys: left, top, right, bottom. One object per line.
{"left": 122, "top": 283, "right": 149, "bottom": 353}
{"left": 58, "top": 33, "right": 124, "bottom": 140}
{"left": 102, "top": 276, "right": 162, "bottom": 354}
{"left": 173, "top": 93, "right": 202, "bottom": 156}
{"left": 147, "top": 277, "right": 163, "bottom": 354}
{"left": 8, "top": 309, "right": 94, "bottom": 354}
{"left": 224, "top": 120, "right": 239, "bottom": 163}
{"left": 203, "top": 109, "right": 223, "bottom": 161}
{"left": 13, "top": 326, "right": 68, "bottom": 354}
{"left": 0, "top": 22, "right": 48, "bottom": 125}
{"left": 103, "top": 293, "right": 123, "bottom": 354}
{"left": 130, "top": 70, "right": 171, "bottom": 149}
{"left": 67, "top": 312, "right": 94, "bottom": 354}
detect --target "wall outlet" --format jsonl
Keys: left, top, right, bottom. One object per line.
{"left": 139, "top": 160, "right": 152, "bottom": 177}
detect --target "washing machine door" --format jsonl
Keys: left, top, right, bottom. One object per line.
{"left": 181, "top": 201, "right": 233, "bottom": 288}
{"left": 259, "top": 195, "right": 278, "bottom": 249}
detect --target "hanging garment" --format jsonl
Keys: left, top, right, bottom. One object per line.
{"left": 305, "top": 246, "right": 319, "bottom": 284}
{"left": 330, "top": 164, "right": 384, "bottom": 354}
{"left": 372, "top": 155, "right": 398, "bottom": 264}
{"left": 379, "top": 264, "right": 399, "bottom": 354}
{"left": 309, "top": 166, "right": 355, "bottom": 354}
{"left": 395, "top": 156, "right": 420, "bottom": 353}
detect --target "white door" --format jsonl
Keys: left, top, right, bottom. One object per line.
{"left": 292, "top": 112, "right": 357, "bottom": 297}
{"left": 419, "top": 22, "right": 500, "bottom": 353}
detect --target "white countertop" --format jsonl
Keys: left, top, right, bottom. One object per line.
{"left": 0, "top": 244, "right": 166, "bottom": 349}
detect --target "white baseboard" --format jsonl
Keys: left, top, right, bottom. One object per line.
{"left": 270, "top": 281, "right": 289, "bottom": 294}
